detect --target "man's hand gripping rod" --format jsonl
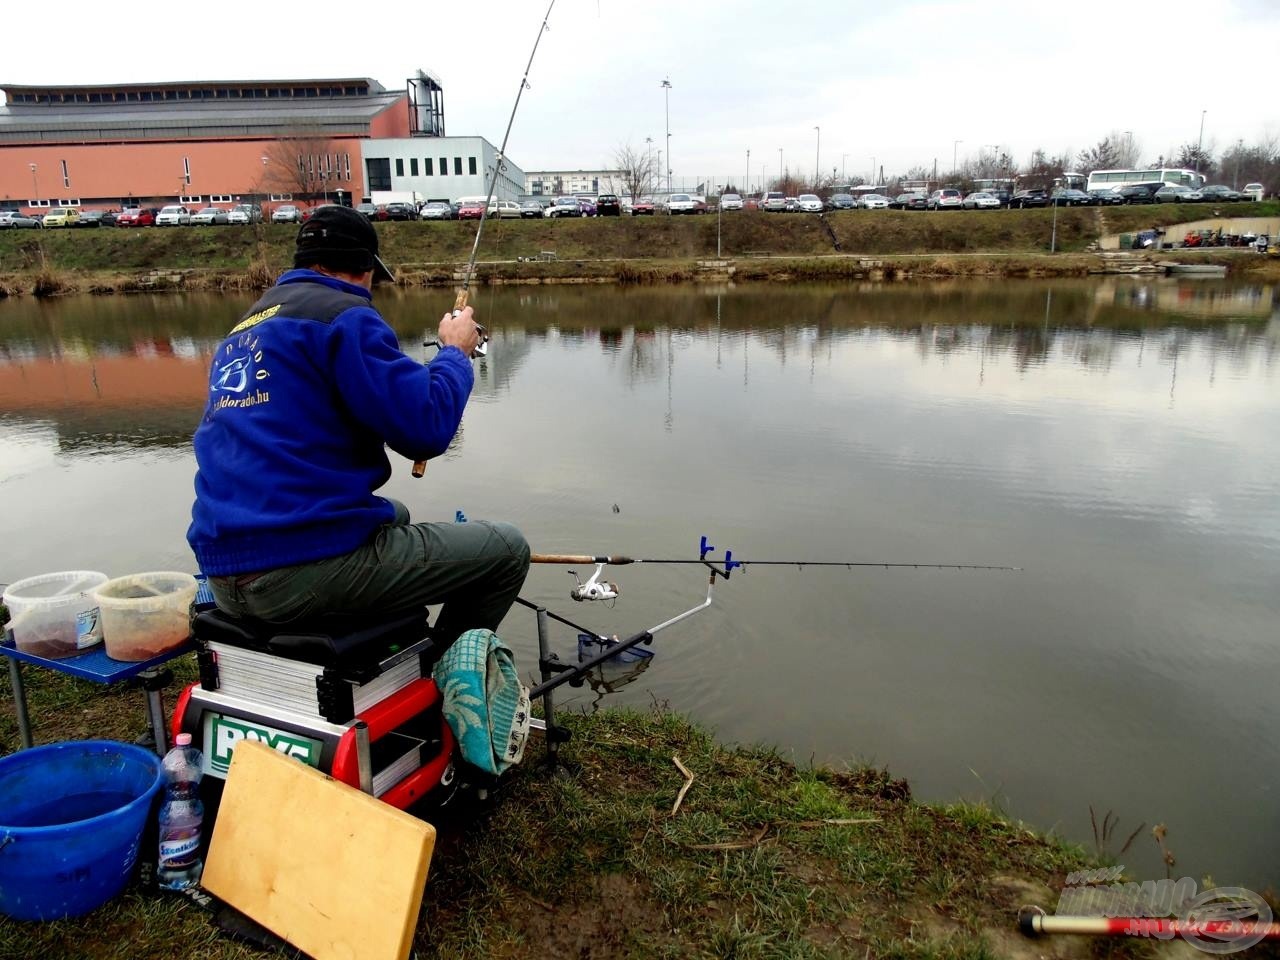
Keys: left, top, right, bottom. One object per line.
{"left": 411, "top": 0, "right": 556, "bottom": 479}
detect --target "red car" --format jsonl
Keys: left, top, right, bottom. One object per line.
{"left": 117, "top": 206, "right": 158, "bottom": 227}
{"left": 631, "top": 197, "right": 655, "bottom": 216}
{"left": 457, "top": 199, "right": 487, "bottom": 220}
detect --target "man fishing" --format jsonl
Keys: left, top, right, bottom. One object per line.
{"left": 187, "top": 205, "right": 530, "bottom": 649}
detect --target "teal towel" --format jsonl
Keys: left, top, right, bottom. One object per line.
{"left": 433, "top": 628, "right": 530, "bottom": 775}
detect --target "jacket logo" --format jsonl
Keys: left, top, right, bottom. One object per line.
{"left": 211, "top": 331, "right": 272, "bottom": 410}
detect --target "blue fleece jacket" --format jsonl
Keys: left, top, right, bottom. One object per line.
{"left": 187, "top": 270, "right": 474, "bottom": 575}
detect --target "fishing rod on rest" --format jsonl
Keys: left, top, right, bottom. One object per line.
{"left": 412, "top": 0, "right": 558, "bottom": 479}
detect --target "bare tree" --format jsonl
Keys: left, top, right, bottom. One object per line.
{"left": 613, "top": 142, "right": 658, "bottom": 202}
{"left": 262, "top": 128, "right": 346, "bottom": 203}
{"left": 1174, "top": 142, "right": 1216, "bottom": 177}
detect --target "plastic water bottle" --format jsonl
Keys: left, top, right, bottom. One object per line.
{"left": 157, "top": 732, "right": 204, "bottom": 890}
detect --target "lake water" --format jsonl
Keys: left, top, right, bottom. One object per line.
{"left": 2, "top": 278, "right": 1278, "bottom": 890}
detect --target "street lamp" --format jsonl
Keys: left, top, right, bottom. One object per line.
{"left": 813, "top": 126, "right": 820, "bottom": 186}
{"left": 869, "top": 156, "right": 876, "bottom": 186}
{"left": 1195, "top": 109, "right": 1206, "bottom": 174}
{"left": 661, "top": 77, "right": 672, "bottom": 194}
{"left": 778, "top": 147, "right": 783, "bottom": 185}
{"left": 842, "top": 154, "right": 848, "bottom": 182}
{"left": 952, "top": 139, "right": 963, "bottom": 179}
{"left": 745, "top": 148, "right": 750, "bottom": 195}
{"left": 28, "top": 163, "right": 38, "bottom": 205}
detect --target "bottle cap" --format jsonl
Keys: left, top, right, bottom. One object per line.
{"left": 175, "top": 733, "right": 192, "bottom": 746}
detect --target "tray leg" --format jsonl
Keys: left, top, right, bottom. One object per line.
{"left": 8, "top": 658, "right": 33, "bottom": 750}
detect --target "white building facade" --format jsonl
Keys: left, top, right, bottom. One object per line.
{"left": 360, "top": 137, "right": 526, "bottom": 205}
{"left": 525, "top": 169, "right": 626, "bottom": 197}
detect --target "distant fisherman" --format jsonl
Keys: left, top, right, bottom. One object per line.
{"left": 187, "top": 205, "right": 530, "bottom": 648}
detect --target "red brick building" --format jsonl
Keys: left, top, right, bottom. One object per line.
{"left": 0, "top": 75, "right": 446, "bottom": 213}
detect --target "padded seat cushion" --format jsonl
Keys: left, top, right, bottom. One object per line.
{"left": 193, "top": 606, "right": 431, "bottom": 668}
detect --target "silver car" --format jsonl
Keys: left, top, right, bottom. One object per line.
{"left": 191, "top": 207, "right": 230, "bottom": 226}
{"left": 962, "top": 192, "right": 1001, "bottom": 210}
{"left": 155, "top": 204, "right": 192, "bottom": 226}
{"left": 272, "top": 204, "right": 302, "bottom": 224}
{"left": 719, "top": 193, "right": 744, "bottom": 211}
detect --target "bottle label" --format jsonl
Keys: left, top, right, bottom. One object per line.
{"left": 159, "top": 834, "right": 201, "bottom": 865}
{"left": 75, "top": 607, "right": 103, "bottom": 649}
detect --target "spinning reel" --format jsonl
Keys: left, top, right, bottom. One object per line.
{"left": 568, "top": 564, "right": 619, "bottom": 603}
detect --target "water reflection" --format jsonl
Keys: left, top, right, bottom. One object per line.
{"left": 1, "top": 280, "right": 1275, "bottom": 454}
{"left": 2, "top": 279, "right": 1279, "bottom": 890}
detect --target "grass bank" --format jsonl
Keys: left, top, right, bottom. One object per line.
{"left": 0, "top": 202, "right": 1274, "bottom": 298}
{"left": 0, "top": 646, "right": 1146, "bottom": 960}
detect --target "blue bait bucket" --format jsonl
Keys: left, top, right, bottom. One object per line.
{"left": 0, "top": 740, "right": 164, "bottom": 920}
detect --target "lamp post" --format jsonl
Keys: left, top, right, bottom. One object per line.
{"left": 952, "top": 140, "right": 963, "bottom": 179}
{"left": 661, "top": 77, "right": 672, "bottom": 194}
{"left": 28, "top": 163, "right": 38, "bottom": 206}
{"left": 1234, "top": 138, "right": 1243, "bottom": 190}
{"left": 842, "top": 154, "right": 848, "bottom": 182}
{"left": 869, "top": 156, "right": 876, "bottom": 186}
{"left": 644, "top": 137, "right": 653, "bottom": 195}
{"left": 1195, "top": 109, "right": 1206, "bottom": 174}
{"left": 778, "top": 147, "right": 783, "bottom": 186}
{"left": 813, "top": 126, "right": 820, "bottom": 186}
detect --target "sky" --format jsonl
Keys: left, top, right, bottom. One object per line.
{"left": 4, "top": 0, "right": 1278, "bottom": 189}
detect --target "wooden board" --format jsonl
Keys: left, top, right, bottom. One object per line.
{"left": 202, "top": 740, "right": 436, "bottom": 960}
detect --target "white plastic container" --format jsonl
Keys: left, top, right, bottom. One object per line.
{"left": 94, "top": 572, "right": 198, "bottom": 662}
{"left": 2, "top": 571, "right": 109, "bottom": 659}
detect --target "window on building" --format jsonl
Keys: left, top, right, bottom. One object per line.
{"left": 410, "top": 158, "right": 419, "bottom": 176}
{"left": 183, "top": 157, "right": 191, "bottom": 186}
{"left": 268, "top": 193, "right": 293, "bottom": 202}
{"left": 61, "top": 160, "right": 69, "bottom": 188}
{"left": 57, "top": 199, "right": 81, "bottom": 207}
{"left": 209, "top": 194, "right": 234, "bottom": 203}
{"left": 439, "top": 157, "right": 448, "bottom": 176}
{"left": 366, "top": 158, "right": 392, "bottom": 192}
{"left": 395, "top": 158, "right": 404, "bottom": 177}
{"left": 424, "top": 158, "right": 434, "bottom": 176}
{"left": 468, "top": 157, "right": 477, "bottom": 176}
{"left": 180, "top": 196, "right": 203, "bottom": 204}
{"left": 343, "top": 153, "right": 351, "bottom": 181}
{"left": 30, "top": 199, "right": 50, "bottom": 207}
{"left": 454, "top": 157, "right": 462, "bottom": 176}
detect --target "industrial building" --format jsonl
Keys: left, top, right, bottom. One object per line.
{"left": 0, "top": 72, "right": 524, "bottom": 213}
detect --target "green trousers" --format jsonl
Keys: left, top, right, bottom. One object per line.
{"left": 208, "top": 501, "right": 531, "bottom": 648}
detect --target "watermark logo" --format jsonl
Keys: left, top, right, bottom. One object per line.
{"left": 1057, "top": 868, "right": 1273, "bottom": 954}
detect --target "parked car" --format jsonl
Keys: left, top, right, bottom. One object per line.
{"left": 355, "top": 202, "right": 380, "bottom": 220}
{"left": 784, "top": 197, "right": 800, "bottom": 212}
{"left": 794, "top": 194, "right": 823, "bottom": 213}
{"left": 1050, "top": 189, "right": 1096, "bottom": 207}
{"left": 595, "top": 194, "right": 621, "bottom": 216}
{"left": 546, "top": 196, "right": 584, "bottom": 218}
{"left": 155, "top": 204, "right": 192, "bottom": 226}
{"left": 383, "top": 201, "right": 417, "bottom": 221}
{"left": 1198, "top": 184, "right": 1241, "bottom": 202}
{"left": 492, "top": 200, "right": 522, "bottom": 219}
{"left": 519, "top": 200, "right": 545, "bottom": 219}
{"left": 1088, "top": 188, "right": 1125, "bottom": 206}
{"left": 227, "top": 203, "right": 262, "bottom": 225}
{"left": 457, "top": 198, "right": 488, "bottom": 220}
{"left": 761, "top": 191, "right": 787, "bottom": 212}
{"left": 271, "top": 204, "right": 302, "bottom": 223}
{"left": 827, "top": 193, "right": 856, "bottom": 210}
{"left": 575, "top": 196, "right": 598, "bottom": 216}
{"left": 962, "top": 192, "right": 1001, "bottom": 210}
{"left": 667, "top": 193, "right": 698, "bottom": 215}
{"left": 75, "top": 209, "right": 117, "bottom": 228}
{"left": 927, "top": 188, "right": 963, "bottom": 210}
{"left": 631, "top": 196, "right": 655, "bottom": 216}
{"left": 191, "top": 206, "right": 231, "bottom": 225}
{"left": 1009, "top": 189, "right": 1050, "bottom": 209}
{"left": 1154, "top": 184, "right": 1202, "bottom": 204}
{"left": 41, "top": 208, "right": 82, "bottom": 228}
{"left": 1116, "top": 184, "right": 1161, "bottom": 204}
{"left": 1241, "top": 182, "right": 1265, "bottom": 202}
{"left": 0, "top": 210, "right": 42, "bottom": 229}
{"left": 859, "top": 194, "right": 891, "bottom": 210}
{"left": 419, "top": 201, "right": 453, "bottom": 221}
{"left": 117, "top": 206, "right": 159, "bottom": 227}
{"left": 719, "top": 193, "right": 744, "bottom": 211}
{"left": 893, "top": 193, "right": 929, "bottom": 210}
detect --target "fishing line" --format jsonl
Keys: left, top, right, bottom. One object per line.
{"left": 413, "top": 0, "right": 559, "bottom": 478}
